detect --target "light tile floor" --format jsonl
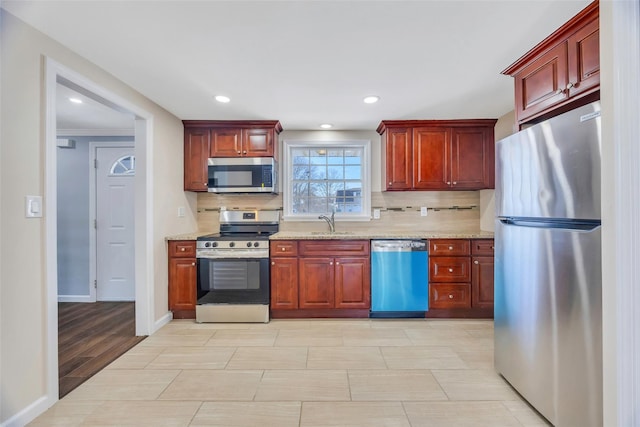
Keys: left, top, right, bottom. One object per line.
{"left": 30, "top": 319, "right": 551, "bottom": 426}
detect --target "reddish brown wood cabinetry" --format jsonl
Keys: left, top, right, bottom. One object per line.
{"left": 270, "top": 240, "right": 370, "bottom": 318}
{"left": 168, "top": 240, "right": 197, "bottom": 319}
{"left": 503, "top": 1, "right": 599, "bottom": 127}
{"left": 183, "top": 120, "right": 282, "bottom": 192}
{"left": 378, "top": 120, "right": 497, "bottom": 191}
{"left": 427, "top": 238, "right": 494, "bottom": 318}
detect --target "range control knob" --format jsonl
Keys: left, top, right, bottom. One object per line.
{"left": 204, "top": 242, "right": 211, "bottom": 248}
{"left": 246, "top": 242, "right": 252, "bottom": 248}
{"left": 253, "top": 242, "right": 260, "bottom": 247}
{"left": 229, "top": 242, "right": 235, "bottom": 248}
{"left": 211, "top": 242, "right": 218, "bottom": 248}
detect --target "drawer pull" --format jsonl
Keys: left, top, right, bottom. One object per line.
{"left": 448, "top": 246, "right": 453, "bottom": 250}
{"left": 330, "top": 261, "right": 334, "bottom": 265}
{"left": 180, "top": 247, "right": 186, "bottom": 252}
{"left": 474, "top": 260, "right": 479, "bottom": 265}
{"left": 282, "top": 247, "right": 286, "bottom": 251}
{"left": 448, "top": 268, "right": 453, "bottom": 273}
{"left": 271, "top": 261, "right": 275, "bottom": 266}
{"left": 448, "top": 294, "right": 454, "bottom": 299}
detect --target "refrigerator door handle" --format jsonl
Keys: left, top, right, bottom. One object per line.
{"left": 499, "top": 218, "right": 601, "bottom": 231}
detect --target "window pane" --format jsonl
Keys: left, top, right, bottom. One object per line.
{"left": 344, "top": 165, "right": 361, "bottom": 179}
{"left": 308, "top": 165, "right": 325, "bottom": 180}
{"left": 308, "top": 197, "right": 328, "bottom": 213}
{"left": 309, "top": 182, "right": 328, "bottom": 197}
{"left": 327, "top": 165, "right": 344, "bottom": 180}
{"left": 293, "top": 164, "right": 310, "bottom": 179}
{"left": 344, "top": 149, "right": 362, "bottom": 164}
{"left": 292, "top": 149, "right": 310, "bottom": 161}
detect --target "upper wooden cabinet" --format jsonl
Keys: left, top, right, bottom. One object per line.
{"left": 377, "top": 120, "right": 497, "bottom": 191}
{"left": 502, "top": 1, "right": 599, "bottom": 126}
{"left": 182, "top": 120, "right": 283, "bottom": 192}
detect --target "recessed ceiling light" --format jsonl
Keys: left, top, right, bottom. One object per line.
{"left": 214, "top": 95, "right": 230, "bottom": 103}
{"left": 320, "top": 123, "right": 333, "bottom": 129}
{"left": 363, "top": 95, "right": 380, "bottom": 104}
{"left": 69, "top": 97, "right": 83, "bottom": 104}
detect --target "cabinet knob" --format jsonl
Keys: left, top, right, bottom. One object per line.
{"left": 491, "top": 246, "right": 494, "bottom": 250}
{"left": 448, "top": 246, "right": 453, "bottom": 250}
{"left": 452, "top": 181, "right": 457, "bottom": 185}
{"left": 448, "top": 268, "right": 453, "bottom": 273}
{"left": 447, "top": 181, "right": 451, "bottom": 185}
{"left": 448, "top": 294, "right": 454, "bottom": 299}
{"left": 555, "top": 88, "right": 564, "bottom": 95}
{"left": 180, "top": 247, "right": 185, "bottom": 252}
{"left": 388, "top": 182, "right": 392, "bottom": 186}
{"left": 474, "top": 260, "right": 479, "bottom": 265}
{"left": 566, "top": 82, "right": 575, "bottom": 89}
{"left": 237, "top": 151, "right": 241, "bottom": 154}
{"left": 336, "top": 261, "right": 340, "bottom": 265}
{"left": 271, "top": 261, "right": 275, "bottom": 266}
{"left": 243, "top": 151, "right": 247, "bottom": 154}
{"left": 191, "top": 262, "right": 195, "bottom": 266}
{"left": 281, "top": 247, "right": 286, "bottom": 251}
{"left": 330, "top": 261, "right": 333, "bottom": 265}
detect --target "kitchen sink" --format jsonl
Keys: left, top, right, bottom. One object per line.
{"left": 310, "top": 231, "right": 353, "bottom": 235}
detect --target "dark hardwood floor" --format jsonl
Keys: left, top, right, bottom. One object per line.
{"left": 58, "top": 302, "right": 146, "bottom": 398}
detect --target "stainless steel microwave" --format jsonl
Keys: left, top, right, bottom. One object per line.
{"left": 207, "top": 157, "right": 277, "bottom": 193}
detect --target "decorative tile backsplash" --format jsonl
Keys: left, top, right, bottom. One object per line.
{"left": 196, "top": 191, "right": 481, "bottom": 233}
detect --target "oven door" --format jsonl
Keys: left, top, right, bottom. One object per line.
{"left": 197, "top": 257, "right": 270, "bottom": 304}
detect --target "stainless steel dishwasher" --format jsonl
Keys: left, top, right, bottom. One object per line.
{"left": 370, "top": 240, "right": 428, "bottom": 318}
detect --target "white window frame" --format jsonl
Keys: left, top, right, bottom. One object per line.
{"left": 282, "top": 139, "right": 371, "bottom": 222}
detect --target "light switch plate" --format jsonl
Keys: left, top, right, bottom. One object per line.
{"left": 373, "top": 208, "right": 381, "bottom": 219}
{"left": 420, "top": 206, "right": 428, "bottom": 217}
{"left": 177, "top": 206, "right": 185, "bottom": 217}
{"left": 25, "top": 195, "right": 43, "bottom": 218}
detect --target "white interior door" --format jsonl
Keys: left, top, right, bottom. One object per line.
{"left": 96, "top": 145, "right": 135, "bottom": 301}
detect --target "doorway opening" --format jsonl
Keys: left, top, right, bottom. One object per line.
{"left": 45, "top": 58, "right": 154, "bottom": 405}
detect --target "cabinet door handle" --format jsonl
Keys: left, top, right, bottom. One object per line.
{"left": 237, "top": 150, "right": 241, "bottom": 154}
{"left": 330, "top": 261, "right": 334, "bottom": 265}
{"left": 243, "top": 151, "right": 247, "bottom": 154}
{"left": 191, "top": 262, "right": 195, "bottom": 266}
{"left": 281, "top": 247, "right": 286, "bottom": 251}
{"left": 448, "top": 294, "right": 454, "bottom": 299}
{"left": 555, "top": 89, "right": 564, "bottom": 95}
{"left": 448, "top": 268, "right": 453, "bottom": 273}
{"left": 448, "top": 246, "right": 453, "bottom": 250}
{"left": 388, "top": 182, "right": 392, "bottom": 186}
{"left": 447, "top": 181, "right": 451, "bottom": 185}
{"left": 566, "top": 82, "right": 575, "bottom": 89}
{"left": 271, "top": 261, "right": 275, "bottom": 266}
{"left": 336, "top": 261, "right": 340, "bottom": 265}
{"left": 474, "top": 260, "right": 479, "bottom": 265}
{"left": 452, "top": 181, "right": 457, "bottom": 185}
{"left": 180, "top": 247, "right": 186, "bottom": 252}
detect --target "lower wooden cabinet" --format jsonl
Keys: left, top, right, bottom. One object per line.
{"left": 427, "top": 238, "right": 494, "bottom": 318}
{"left": 270, "top": 240, "right": 370, "bottom": 318}
{"left": 168, "top": 240, "right": 197, "bottom": 319}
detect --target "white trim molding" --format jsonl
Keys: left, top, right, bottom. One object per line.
{"left": 601, "top": 1, "right": 640, "bottom": 426}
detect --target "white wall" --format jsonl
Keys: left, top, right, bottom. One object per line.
{"left": 56, "top": 136, "right": 133, "bottom": 298}
{"left": 0, "top": 10, "right": 196, "bottom": 425}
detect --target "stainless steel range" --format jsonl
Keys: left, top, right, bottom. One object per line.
{"left": 196, "top": 210, "right": 279, "bottom": 323}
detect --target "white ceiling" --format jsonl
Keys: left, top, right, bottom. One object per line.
{"left": 3, "top": 0, "right": 592, "bottom": 131}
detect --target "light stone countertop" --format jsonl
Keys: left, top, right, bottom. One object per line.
{"left": 165, "top": 231, "right": 212, "bottom": 241}
{"left": 269, "top": 230, "right": 494, "bottom": 240}
{"left": 166, "top": 230, "right": 494, "bottom": 241}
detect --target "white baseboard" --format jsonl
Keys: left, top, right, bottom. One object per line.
{"left": 0, "top": 395, "right": 54, "bottom": 427}
{"left": 152, "top": 311, "right": 173, "bottom": 334}
{"left": 57, "top": 295, "right": 92, "bottom": 303}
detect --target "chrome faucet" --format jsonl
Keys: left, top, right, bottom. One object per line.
{"left": 318, "top": 211, "right": 335, "bottom": 232}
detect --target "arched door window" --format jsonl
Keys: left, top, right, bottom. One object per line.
{"left": 109, "top": 155, "right": 135, "bottom": 176}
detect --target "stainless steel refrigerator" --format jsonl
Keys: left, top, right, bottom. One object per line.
{"left": 495, "top": 101, "right": 602, "bottom": 427}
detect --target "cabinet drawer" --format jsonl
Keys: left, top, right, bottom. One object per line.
{"left": 270, "top": 240, "right": 299, "bottom": 257}
{"left": 429, "top": 239, "right": 470, "bottom": 256}
{"left": 299, "top": 240, "right": 370, "bottom": 257}
{"left": 429, "top": 257, "right": 471, "bottom": 282}
{"left": 471, "top": 239, "right": 494, "bottom": 256}
{"left": 169, "top": 240, "right": 196, "bottom": 258}
{"left": 430, "top": 283, "right": 471, "bottom": 309}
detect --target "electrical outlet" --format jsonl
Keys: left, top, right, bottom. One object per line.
{"left": 373, "top": 208, "right": 381, "bottom": 219}
{"left": 420, "top": 206, "right": 428, "bottom": 217}
{"left": 177, "top": 206, "right": 185, "bottom": 217}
